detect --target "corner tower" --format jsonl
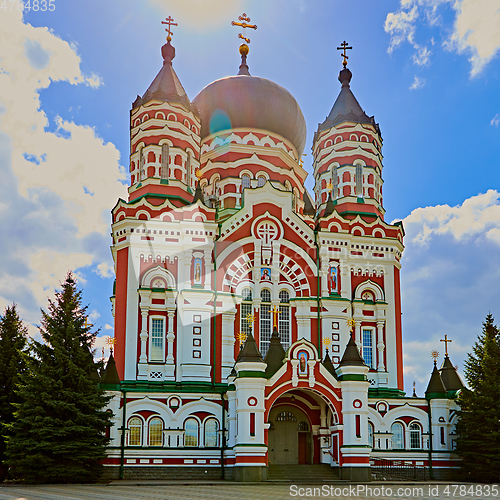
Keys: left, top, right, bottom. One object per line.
{"left": 312, "top": 55, "right": 384, "bottom": 220}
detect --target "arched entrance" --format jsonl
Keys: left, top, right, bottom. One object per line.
{"left": 268, "top": 405, "right": 311, "bottom": 464}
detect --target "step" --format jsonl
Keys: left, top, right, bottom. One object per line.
{"left": 268, "top": 464, "right": 340, "bottom": 483}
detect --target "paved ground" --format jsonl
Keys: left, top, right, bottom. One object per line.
{"left": 0, "top": 482, "right": 498, "bottom": 500}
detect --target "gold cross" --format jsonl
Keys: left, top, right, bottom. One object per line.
{"left": 431, "top": 350, "right": 439, "bottom": 361}
{"left": 271, "top": 305, "right": 281, "bottom": 329}
{"left": 161, "top": 16, "right": 178, "bottom": 41}
{"left": 337, "top": 40, "right": 352, "bottom": 68}
{"left": 327, "top": 182, "right": 333, "bottom": 193}
{"left": 106, "top": 336, "right": 116, "bottom": 356}
{"left": 236, "top": 331, "right": 247, "bottom": 344}
{"left": 246, "top": 313, "right": 255, "bottom": 327}
{"left": 195, "top": 168, "right": 203, "bottom": 180}
{"left": 440, "top": 335, "right": 452, "bottom": 356}
{"left": 299, "top": 153, "right": 306, "bottom": 168}
{"left": 347, "top": 318, "right": 356, "bottom": 332}
{"left": 231, "top": 13, "right": 257, "bottom": 44}
{"left": 84, "top": 318, "right": 93, "bottom": 329}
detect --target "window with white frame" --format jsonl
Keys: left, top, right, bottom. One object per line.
{"left": 362, "top": 328, "right": 374, "bottom": 369}
{"left": 368, "top": 421, "right": 374, "bottom": 448}
{"left": 204, "top": 418, "right": 218, "bottom": 447}
{"left": 161, "top": 144, "right": 169, "bottom": 179}
{"left": 149, "top": 417, "right": 163, "bottom": 446}
{"left": 150, "top": 317, "right": 165, "bottom": 362}
{"left": 257, "top": 176, "right": 266, "bottom": 187}
{"left": 241, "top": 288, "right": 253, "bottom": 339}
{"left": 391, "top": 422, "right": 404, "bottom": 449}
{"left": 410, "top": 423, "right": 422, "bottom": 449}
{"left": 332, "top": 166, "right": 338, "bottom": 199}
{"left": 184, "top": 418, "right": 199, "bottom": 447}
{"left": 260, "top": 289, "right": 272, "bottom": 356}
{"left": 128, "top": 417, "right": 143, "bottom": 446}
{"left": 279, "top": 290, "right": 290, "bottom": 351}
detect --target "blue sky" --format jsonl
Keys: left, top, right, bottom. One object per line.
{"left": 0, "top": 0, "right": 499, "bottom": 396}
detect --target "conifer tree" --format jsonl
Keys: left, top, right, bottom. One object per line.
{"left": 0, "top": 305, "right": 28, "bottom": 482}
{"left": 5, "top": 274, "right": 111, "bottom": 483}
{"left": 456, "top": 313, "right": 500, "bottom": 482}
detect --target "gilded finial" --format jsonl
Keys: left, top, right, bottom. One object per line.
{"left": 106, "top": 336, "right": 116, "bottom": 356}
{"left": 337, "top": 40, "right": 352, "bottom": 68}
{"left": 246, "top": 313, "right": 255, "bottom": 327}
{"left": 195, "top": 168, "right": 203, "bottom": 181}
{"left": 84, "top": 318, "right": 93, "bottom": 329}
{"left": 299, "top": 153, "right": 306, "bottom": 168}
{"left": 440, "top": 334, "right": 452, "bottom": 356}
{"left": 322, "top": 337, "right": 332, "bottom": 348}
{"left": 271, "top": 305, "right": 281, "bottom": 329}
{"left": 235, "top": 331, "right": 247, "bottom": 347}
{"left": 162, "top": 15, "right": 178, "bottom": 42}
{"left": 430, "top": 350, "right": 439, "bottom": 365}
{"left": 347, "top": 318, "right": 356, "bottom": 332}
{"left": 232, "top": 13, "right": 257, "bottom": 75}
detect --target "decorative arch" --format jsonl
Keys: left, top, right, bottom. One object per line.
{"left": 354, "top": 280, "right": 385, "bottom": 301}
{"left": 115, "top": 211, "right": 126, "bottom": 221}
{"left": 352, "top": 225, "right": 365, "bottom": 236}
{"left": 140, "top": 265, "right": 176, "bottom": 289}
{"left": 349, "top": 133, "right": 358, "bottom": 141}
{"left": 372, "top": 228, "right": 386, "bottom": 238}
{"left": 334, "top": 136, "right": 343, "bottom": 144}
{"left": 142, "top": 114, "right": 150, "bottom": 123}
{"left": 167, "top": 113, "right": 177, "bottom": 121}
{"left": 328, "top": 221, "right": 342, "bottom": 233}
{"left": 155, "top": 111, "right": 165, "bottom": 120}
{"left": 136, "top": 210, "right": 150, "bottom": 220}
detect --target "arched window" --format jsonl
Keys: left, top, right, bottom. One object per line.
{"left": 149, "top": 417, "right": 163, "bottom": 446}
{"left": 242, "top": 174, "right": 251, "bottom": 190}
{"left": 184, "top": 418, "right": 199, "bottom": 447}
{"left": 257, "top": 176, "right": 266, "bottom": 187}
{"left": 391, "top": 422, "right": 404, "bottom": 449}
{"left": 128, "top": 417, "right": 142, "bottom": 446}
{"left": 260, "top": 289, "right": 272, "bottom": 356}
{"left": 204, "top": 418, "right": 219, "bottom": 447}
{"left": 332, "top": 166, "right": 338, "bottom": 199}
{"left": 410, "top": 423, "right": 422, "bottom": 449}
{"left": 368, "top": 421, "right": 374, "bottom": 449}
{"left": 241, "top": 288, "right": 253, "bottom": 340}
{"left": 279, "top": 290, "right": 290, "bottom": 351}
{"left": 150, "top": 317, "right": 165, "bottom": 362}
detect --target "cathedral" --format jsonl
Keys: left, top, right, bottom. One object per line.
{"left": 101, "top": 18, "right": 464, "bottom": 481}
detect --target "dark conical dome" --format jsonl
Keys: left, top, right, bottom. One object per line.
{"left": 102, "top": 353, "right": 120, "bottom": 385}
{"left": 264, "top": 327, "right": 286, "bottom": 377}
{"left": 193, "top": 74, "right": 307, "bottom": 156}
{"left": 236, "top": 331, "right": 264, "bottom": 363}
{"left": 318, "top": 66, "right": 378, "bottom": 134}
{"left": 133, "top": 40, "right": 191, "bottom": 110}
{"left": 339, "top": 335, "right": 366, "bottom": 367}
{"left": 322, "top": 350, "right": 338, "bottom": 379}
{"left": 439, "top": 356, "right": 464, "bottom": 391}
{"left": 425, "top": 363, "right": 447, "bottom": 397}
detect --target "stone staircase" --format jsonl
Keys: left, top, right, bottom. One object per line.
{"left": 268, "top": 464, "right": 341, "bottom": 483}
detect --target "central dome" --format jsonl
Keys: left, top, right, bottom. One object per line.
{"left": 193, "top": 75, "right": 307, "bottom": 156}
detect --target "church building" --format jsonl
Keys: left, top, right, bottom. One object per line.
{"left": 101, "top": 17, "right": 463, "bottom": 481}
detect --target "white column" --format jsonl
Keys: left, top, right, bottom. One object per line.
{"left": 376, "top": 321, "right": 385, "bottom": 371}
{"left": 204, "top": 251, "right": 212, "bottom": 290}
{"left": 340, "top": 263, "right": 350, "bottom": 299}
{"left": 166, "top": 310, "right": 175, "bottom": 364}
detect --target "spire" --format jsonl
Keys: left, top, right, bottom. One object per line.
{"left": 318, "top": 42, "right": 378, "bottom": 134}
{"left": 323, "top": 191, "right": 335, "bottom": 218}
{"left": 134, "top": 17, "right": 191, "bottom": 110}
{"left": 439, "top": 356, "right": 464, "bottom": 392}
{"left": 238, "top": 44, "right": 251, "bottom": 76}
{"left": 338, "top": 335, "right": 366, "bottom": 367}
{"left": 303, "top": 190, "right": 316, "bottom": 217}
{"left": 322, "top": 350, "right": 338, "bottom": 379}
{"left": 231, "top": 13, "right": 257, "bottom": 76}
{"left": 425, "top": 361, "right": 447, "bottom": 397}
{"left": 236, "top": 330, "right": 263, "bottom": 363}
{"left": 264, "top": 326, "right": 286, "bottom": 377}
{"left": 192, "top": 180, "right": 204, "bottom": 204}
{"left": 102, "top": 352, "right": 120, "bottom": 385}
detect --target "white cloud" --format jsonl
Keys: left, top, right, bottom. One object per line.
{"left": 104, "top": 324, "right": 113, "bottom": 330}
{"left": 95, "top": 262, "right": 115, "bottom": 279}
{"left": 409, "top": 76, "right": 425, "bottom": 90}
{"left": 491, "top": 114, "right": 500, "bottom": 127}
{"left": 385, "top": 0, "right": 500, "bottom": 77}
{"left": 402, "top": 190, "right": 500, "bottom": 246}
{"left": 400, "top": 190, "right": 500, "bottom": 395}
{"left": 0, "top": 9, "right": 127, "bottom": 329}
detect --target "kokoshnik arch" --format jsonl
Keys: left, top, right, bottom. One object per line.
{"left": 99, "top": 16, "right": 464, "bottom": 482}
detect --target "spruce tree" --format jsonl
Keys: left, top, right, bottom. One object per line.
{"left": 455, "top": 313, "right": 500, "bottom": 482}
{"left": 5, "top": 274, "right": 111, "bottom": 483}
{"left": 0, "top": 305, "right": 28, "bottom": 482}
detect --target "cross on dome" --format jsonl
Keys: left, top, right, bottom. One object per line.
{"left": 440, "top": 334, "right": 452, "bottom": 356}
{"left": 337, "top": 40, "right": 352, "bottom": 68}
{"left": 161, "top": 16, "right": 178, "bottom": 41}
